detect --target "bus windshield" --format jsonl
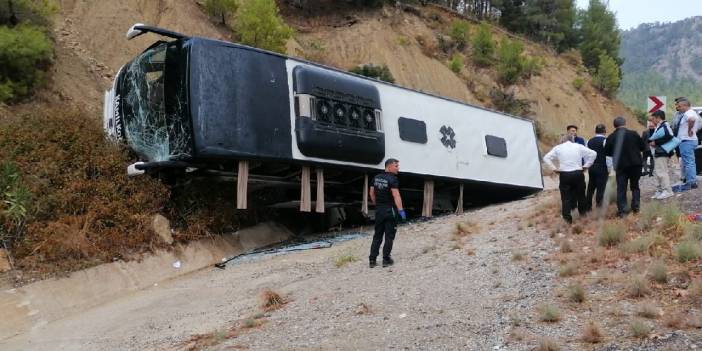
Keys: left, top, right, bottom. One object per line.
{"left": 120, "top": 41, "right": 191, "bottom": 162}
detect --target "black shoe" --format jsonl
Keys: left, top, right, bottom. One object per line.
{"left": 692, "top": 184, "right": 699, "bottom": 189}
{"left": 369, "top": 261, "right": 377, "bottom": 268}
{"left": 382, "top": 258, "right": 394, "bottom": 267}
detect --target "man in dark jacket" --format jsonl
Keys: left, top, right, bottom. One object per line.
{"left": 605, "top": 116, "right": 647, "bottom": 217}
{"left": 586, "top": 124, "right": 611, "bottom": 211}
{"left": 369, "top": 158, "right": 406, "bottom": 268}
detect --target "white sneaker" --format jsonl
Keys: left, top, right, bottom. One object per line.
{"left": 651, "top": 191, "right": 662, "bottom": 199}
{"left": 657, "top": 191, "right": 674, "bottom": 200}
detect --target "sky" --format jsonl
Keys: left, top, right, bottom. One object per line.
{"left": 575, "top": 0, "right": 702, "bottom": 30}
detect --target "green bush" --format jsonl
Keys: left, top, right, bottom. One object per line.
{"left": 448, "top": 20, "right": 470, "bottom": 50}
{"left": 593, "top": 53, "right": 621, "bottom": 97}
{"left": 522, "top": 56, "right": 543, "bottom": 78}
{"left": 471, "top": 23, "right": 494, "bottom": 67}
{"left": 572, "top": 77, "right": 584, "bottom": 90}
{"left": 349, "top": 64, "right": 395, "bottom": 83}
{"left": 233, "top": 0, "right": 293, "bottom": 54}
{"left": 448, "top": 54, "right": 463, "bottom": 73}
{"left": 0, "top": 24, "right": 53, "bottom": 103}
{"left": 496, "top": 38, "right": 525, "bottom": 85}
{"left": 0, "top": 161, "right": 32, "bottom": 245}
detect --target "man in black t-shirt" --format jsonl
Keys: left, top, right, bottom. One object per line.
{"left": 369, "top": 158, "right": 406, "bottom": 268}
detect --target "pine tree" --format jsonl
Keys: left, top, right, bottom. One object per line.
{"left": 471, "top": 23, "right": 495, "bottom": 67}
{"left": 593, "top": 53, "right": 620, "bottom": 97}
{"left": 234, "top": 0, "right": 294, "bottom": 54}
{"left": 204, "top": 0, "right": 238, "bottom": 26}
{"left": 496, "top": 38, "right": 525, "bottom": 85}
{"left": 579, "top": 0, "right": 620, "bottom": 70}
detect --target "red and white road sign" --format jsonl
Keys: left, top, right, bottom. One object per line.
{"left": 647, "top": 96, "right": 666, "bottom": 113}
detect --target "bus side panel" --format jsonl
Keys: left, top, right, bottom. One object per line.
{"left": 188, "top": 40, "right": 292, "bottom": 160}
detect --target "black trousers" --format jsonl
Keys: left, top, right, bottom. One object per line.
{"left": 370, "top": 207, "right": 397, "bottom": 261}
{"left": 642, "top": 151, "right": 654, "bottom": 176}
{"left": 616, "top": 165, "right": 641, "bottom": 216}
{"left": 559, "top": 170, "right": 586, "bottom": 223}
{"left": 586, "top": 167, "right": 608, "bottom": 211}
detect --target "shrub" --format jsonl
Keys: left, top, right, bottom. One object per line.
{"left": 598, "top": 222, "right": 625, "bottom": 247}
{"left": 334, "top": 253, "right": 358, "bottom": 268}
{"left": 448, "top": 20, "right": 470, "bottom": 50}
{"left": 559, "top": 262, "right": 577, "bottom": 277}
{"left": 581, "top": 321, "right": 603, "bottom": 343}
{"left": 567, "top": 283, "right": 585, "bottom": 303}
{"left": 675, "top": 241, "right": 701, "bottom": 262}
{"left": 233, "top": 0, "right": 293, "bottom": 54}
{"left": 660, "top": 202, "right": 683, "bottom": 231}
{"left": 0, "top": 161, "right": 31, "bottom": 246}
{"left": 537, "top": 304, "right": 561, "bottom": 322}
{"left": 522, "top": 56, "right": 543, "bottom": 78}
{"left": 471, "top": 23, "right": 494, "bottom": 67}
{"left": 621, "top": 233, "right": 661, "bottom": 254}
{"left": 489, "top": 88, "right": 532, "bottom": 116}
{"left": 0, "top": 107, "right": 169, "bottom": 274}
{"left": 349, "top": 64, "right": 395, "bottom": 83}
{"left": 496, "top": 38, "right": 525, "bottom": 85}
{"left": 636, "top": 302, "right": 659, "bottom": 319}
{"left": 449, "top": 54, "right": 463, "bottom": 73}
{"left": 0, "top": 24, "right": 53, "bottom": 103}
{"left": 572, "top": 78, "right": 585, "bottom": 90}
{"left": 536, "top": 337, "right": 560, "bottom": 351}
{"left": 684, "top": 223, "right": 702, "bottom": 241}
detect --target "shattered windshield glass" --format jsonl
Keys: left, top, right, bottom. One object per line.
{"left": 121, "top": 42, "right": 191, "bottom": 162}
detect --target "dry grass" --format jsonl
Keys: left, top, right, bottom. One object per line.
{"left": 334, "top": 253, "right": 359, "bottom": 268}
{"left": 675, "top": 241, "right": 701, "bottom": 262}
{"left": 648, "top": 261, "right": 668, "bottom": 284}
{"left": 511, "top": 251, "right": 525, "bottom": 261}
{"left": 260, "top": 289, "right": 286, "bottom": 312}
{"left": 558, "top": 262, "right": 577, "bottom": 277}
{"left": 559, "top": 240, "right": 572, "bottom": 253}
{"left": 621, "top": 233, "right": 662, "bottom": 254}
{"left": 535, "top": 337, "right": 561, "bottom": 351}
{"left": 629, "top": 319, "right": 651, "bottom": 338}
{"left": 537, "top": 304, "right": 561, "bottom": 323}
{"left": 454, "top": 221, "right": 480, "bottom": 236}
{"left": 636, "top": 302, "right": 659, "bottom": 319}
{"left": 627, "top": 276, "right": 651, "bottom": 298}
{"left": 566, "top": 283, "right": 586, "bottom": 303}
{"left": 598, "top": 222, "right": 626, "bottom": 247}
{"left": 581, "top": 321, "right": 603, "bottom": 343}
{"left": 688, "top": 279, "right": 702, "bottom": 298}
{"left": 662, "top": 311, "right": 686, "bottom": 329}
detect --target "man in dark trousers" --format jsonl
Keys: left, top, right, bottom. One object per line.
{"left": 586, "top": 124, "right": 612, "bottom": 211}
{"left": 369, "top": 158, "right": 406, "bottom": 268}
{"left": 605, "top": 116, "right": 647, "bottom": 217}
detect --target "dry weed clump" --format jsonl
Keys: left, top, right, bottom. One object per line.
{"left": 535, "top": 337, "right": 561, "bottom": 351}
{"left": 675, "top": 241, "right": 701, "bottom": 262}
{"left": 627, "top": 276, "right": 651, "bottom": 298}
{"left": 621, "top": 233, "right": 662, "bottom": 254}
{"left": 537, "top": 304, "right": 561, "bottom": 322}
{"left": 455, "top": 221, "right": 480, "bottom": 236}
{"left": 558, "top": 262, "right": 577, "bottom": 277}
{"left": 648, "top": 261, "right": 668, "bottom": 284}
{"left": 688, "top": 279, "right": 702, "bottom": 298}
{"left": 598, "top": 222, "right": 626, "bottom": 247}
{"left": 566, "top": 283, "right": 586, "bottom": 303}
{"left": 511, "top": 251, "right": 525, "bottom": 261}
{"left": 260, "top": 289, "right": 286, "bottom": 312}
{"left": 636, "top": 302, "right": 659, "bottom": 319}
{"left": 581, "top": 321, "right": 603, "bottom": 343}
{"left": 559, "top": 239, "right": 572, "bottom": 253}
{"left": 629, "top": 319, "right": 651, "bottom": 338}
{"left": 334, "top": 252, "right": 359, "bottom": 268}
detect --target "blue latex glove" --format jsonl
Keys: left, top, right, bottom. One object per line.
{"left": 398, "top": 209, "right": 407, "bottom": 221}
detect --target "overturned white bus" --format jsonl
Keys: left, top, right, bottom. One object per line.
{"left": 103, "top": 24, "right": 543, "bottom": 216}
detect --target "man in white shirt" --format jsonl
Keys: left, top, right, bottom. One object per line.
{"left": 673, "top": 99, "right": 701, "bottom": 191}
{"left": 543, "top": 134, "right": 597, "bottom": 223}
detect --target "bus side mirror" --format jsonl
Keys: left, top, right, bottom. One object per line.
{"left": 126, "top": 23, "right": 147, "bottom": 40}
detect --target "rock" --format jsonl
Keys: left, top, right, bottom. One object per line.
{"left": 152, "top": 214, "right": 174, "bottom": 245}
{"left": 0, "top": 248, "right": 11, "bottom": 272}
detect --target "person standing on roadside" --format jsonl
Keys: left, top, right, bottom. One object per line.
{"left": 586, "top": 124, "right": 612, "bottom": 211}
{"left": 641, "top": 117, "right": 656, "bottom": 177}
{"left": 605, "top": 116, "right": 647, "bottom": 217}
{"left": 369, "top": 158, "right": 406, "bottom": 268}
{"left": 648, "top": 110, "right": 677, "bottom": 200}
{"left": 543, "top": 134, "right": 597, "bottom": 224}
{"left": 671, "top": 99, "right": 701, "bottom": 192}
{"left": 567, "top": 125, "right": 586, "bottom": 146}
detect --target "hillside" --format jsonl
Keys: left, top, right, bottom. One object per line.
{"left": 50, "top": 2, "right": 632, "bottom": 141}
{"left": 619, "top": 16, "right": 702, "bottom": 111}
